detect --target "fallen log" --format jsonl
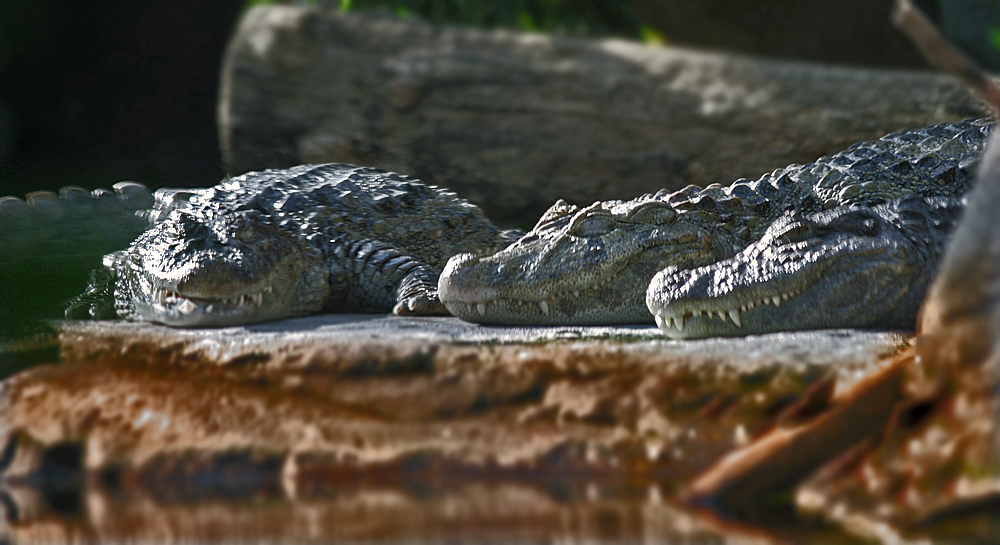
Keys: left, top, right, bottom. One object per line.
{"left": 220, "top": 6, "right": 990, "bottom": 223}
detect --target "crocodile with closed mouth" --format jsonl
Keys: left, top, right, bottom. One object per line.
{"left": 645, "top": 196, "right": 963, "bottom": 338}
{"left": 63, "top": 163, "right": 521, "bottom": 326}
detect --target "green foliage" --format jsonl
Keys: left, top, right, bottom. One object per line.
{"left": 638, "top": 25, "right": 666, "bottom": 46}
{"left": 247, "top": 0, "right": 641, "bottom": 39}
{"left": 989, "top": 25, "right": 1000, "bottom": 52}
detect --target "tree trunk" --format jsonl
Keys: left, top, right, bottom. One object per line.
{"left": 219, "top": 6, "right": 990, "bottom": 224}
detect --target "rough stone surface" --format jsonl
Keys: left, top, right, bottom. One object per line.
{"left": 220, "top": 6, "right": 990, "bottom": 223}
{"left": 1, "top": 317, "right": 907, "bottom": 486}
{"left": 0, "top": 317, "right": 913, "bottom": 542}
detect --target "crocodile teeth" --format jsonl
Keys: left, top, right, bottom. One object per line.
{"left": 655, "top": 314, "right": 664, "bottom": 328}
{"left": 728, "top": 309, "right": 742, "bottom": 327}
{"left": 538, "top": 300, "right": 550, "bottom": 316}
{"left": 772, "top": 295, "right": 781, "bottom": 307}
{"left": 676, "top": 315, "right": 685, "bottom": 331}
{"left": 477, "top": 303, "right": 486, "bottom": 316}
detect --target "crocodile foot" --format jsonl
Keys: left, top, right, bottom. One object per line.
{"left": 393, "top": 292, "right": 450, "bottom": 316}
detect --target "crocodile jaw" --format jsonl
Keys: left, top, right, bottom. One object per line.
{"left": 646, "top": 212, "right": 930, "bottom": 339}
{"left": 116, "top": 212, "right": 328, "bottom": 327}
{"left": 122, "top": 257, "right": 325, "bottom": 327}
{"left": 439, "top": 223, "right": 718, "bottom": 325}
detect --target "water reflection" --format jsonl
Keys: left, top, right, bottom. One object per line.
{"left": 1, "top": 478, "right": 857, "bottom": 544}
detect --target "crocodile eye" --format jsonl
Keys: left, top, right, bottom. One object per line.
{"left": 518, "top": 233, "right": 540, "bottom": 245}
{"left": 775, "top": 223, "right": 814, "bottom": 244}
{"left": 234, "top": 211, "right": 267, "bottom": 243}
{"left": 625, "top": 203, "right": 677, "bottom": 225}
{"left": 834, "top": 212, "right": 881, "bottom": 236}
{"left": 533, "top": 199, "right": 578, "bottom": 231}
{"left": 236, "top": 224, "right": 260, "bottom": 243}
{"left": 166, "top": 213, "right": 206, "bottom": 239}
{"left": 570, "top": 216, "right": 613, "bottom": 237}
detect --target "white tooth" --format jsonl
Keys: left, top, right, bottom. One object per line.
{"left": 178, "top": 299, "right": 196, "bottom": 314}
{"left": 665, "top": 315, "right": 674, "bottom": 329}
{"left": 761, "top": 298, "right": 769, "bottom": 306}
{"left": 716, "top": 311, "right": 725, "bottom": 320}
{"left": 781, "top": 293, "right": 790, "bottom": 301}
{"left": 748, "top": 301, "right": 755, "bottom": 309}
{"left": 772, "top": 295, "right": 781, "bottom": 307}
{"left": 655, "top": 314, "right": 664, "bottom": 328}
{"left": 207, "top": 304, "right": 214, "bottom": 313}
{"left": 477, "top": 302, "right": 486, "bottom": 316}
{"left": 538, "top": 300, "right": 550, "bottom": 316}
{"left": 728, "top": 309, "right": 742, "bottom": 327}
{"left": 676, "top": 315, "right": 685, "bottom": 332}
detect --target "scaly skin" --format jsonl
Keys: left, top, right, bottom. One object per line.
{"left": 645, "top": 197, "right": 962, "bottom": 338}
{"left": 439, "top": 119, "right": 991, "bottom": 325}
{"left": 66, "top": 163, "right": 519, "bottom": 326}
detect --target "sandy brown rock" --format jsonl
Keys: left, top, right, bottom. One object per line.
{"left": 0, "top": 318, "right": 907, "bottom": 498}
{"left": 219, "top": 6, "right": 990, "bottom": 224}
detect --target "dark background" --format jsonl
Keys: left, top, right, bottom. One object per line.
{"left": 0, "top": 0, "right": 990, "bottom": 199}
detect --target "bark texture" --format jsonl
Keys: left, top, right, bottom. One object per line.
{"left": 219, "top": 6, "right": 990, "bottom": 224}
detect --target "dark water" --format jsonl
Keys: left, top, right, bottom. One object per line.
{"left": 1, "top": 478, "right": 867, "bottom": 545}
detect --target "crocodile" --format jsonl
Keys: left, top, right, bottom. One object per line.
{"left": 438, "top": 118, "right": 991, "bottom": 325}
{"left": 645, "top": 196, "right": 962, "bottom": 338}
{"left": 63, "top": 163, "right": 520, "bottom": 326}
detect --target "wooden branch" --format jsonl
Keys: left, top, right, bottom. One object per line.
{"left": 893, "top": 0, "right": 1000, "bottom": 111}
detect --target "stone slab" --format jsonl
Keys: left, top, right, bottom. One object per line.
{"left": 55, "top": 315, "right": 909, "bottom": 377}
{"left": 0, "top": 316, "right": 913, "bottom": 543}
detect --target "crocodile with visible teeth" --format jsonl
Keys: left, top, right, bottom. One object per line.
{"left": 645, "top": 196, "right": 963, "bottom": 338}
{"left": 64, "top": 163, "right": 520, "bottom": 326}
{"left": 438, "top": 119, "right": 991, "bottom": 325}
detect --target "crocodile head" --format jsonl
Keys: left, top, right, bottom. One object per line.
{"left": 439, "top": 195, "right": 732, "bottom": 324}
{"left": 115, "top": 208, "right": 329, "bottom": 326}
{"left": 646, "top": 197, "right": 961, "bottom": 339}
